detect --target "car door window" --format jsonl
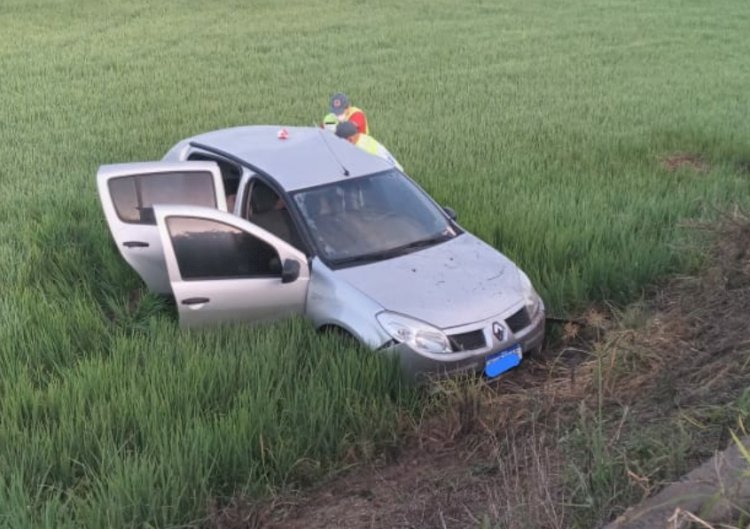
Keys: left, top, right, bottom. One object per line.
{"left": 109, "top": 171, "right": 217, "bottom": 225}
{"left": 187, "top": 153, "right": 242, "bottom": 212}
{"left": 166, "top": 216, "right": 281, "bottom": 280}
{"left": 245, "top": 180, "right": 304, "bottom": 250}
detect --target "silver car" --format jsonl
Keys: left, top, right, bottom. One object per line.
{"left": 97, "top": 126, "right": 545, "bottom": 378}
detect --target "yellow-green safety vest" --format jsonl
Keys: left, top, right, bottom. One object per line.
{"left": 355, "top": 134, "right": 380, "bottom": 155}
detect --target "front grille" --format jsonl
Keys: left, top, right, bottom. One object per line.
{"left": 505, "top": 307, "right": 531, "bottom": 333}
{"left": 448, "top": 330, "right": 486, "bottom": 351}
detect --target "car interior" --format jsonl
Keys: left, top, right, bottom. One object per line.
{"left": 186, "top": 152, "right": 241, "bottom": 212}
{"left": 245, "top": 180, "right": 304, "bottom": 251}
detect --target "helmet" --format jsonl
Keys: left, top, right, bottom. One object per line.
{"left": 335, "top": 120, "right": 358, "bottom": 139}
{"left": 329, "top": 92, "right": 350, "bottom": 115}
{"left": 323, "top": 113, "right": 338, "bottom": 131}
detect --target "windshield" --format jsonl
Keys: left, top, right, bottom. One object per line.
{"left": 292, "top": 170, "right": 458, "bottom": 265}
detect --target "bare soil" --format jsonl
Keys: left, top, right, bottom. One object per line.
{"left": 208, "top": 210, "right": 750, "bottom": 529}
{"left": 661, "top": 153, "right": 710, "bottom": 173}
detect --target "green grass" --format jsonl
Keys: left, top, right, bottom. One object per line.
{"left": 2, "top": 0, "right": 750, "bottom": 527}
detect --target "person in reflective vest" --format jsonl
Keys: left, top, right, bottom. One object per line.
{"left": 329, "top": 92, "right": 369, "bottom": 135}
{"left": 335, "top": 121, "right": 403, "bottom": 171}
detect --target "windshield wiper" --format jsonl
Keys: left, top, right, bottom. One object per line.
{"left": 393, "top": 232, "right": 454, "bottom": 253}
{"left": 330, "top": 232, "right": 455, "bottom": 267}
{"left": 330, "top": 251, "right": 395, "bottom": 267}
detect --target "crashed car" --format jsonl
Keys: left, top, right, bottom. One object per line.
{"left": 97, "top": 126, "right": 545, "bottom": 378}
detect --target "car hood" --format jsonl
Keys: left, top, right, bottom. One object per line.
{"left": 334, "top": 234, "right": 525, "bottom": 329}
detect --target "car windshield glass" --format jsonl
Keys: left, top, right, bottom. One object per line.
{"left": 292, "top": 170, "right": 458, "bottom": 265}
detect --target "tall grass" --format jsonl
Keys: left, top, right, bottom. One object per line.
{"left": 2, "top": 0, "right": 750, "bottom": 526}
{"left": 0, "top": 315, "right": 412, "bottom": 528}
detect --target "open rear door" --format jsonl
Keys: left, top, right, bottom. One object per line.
{"left": 97, "top": 161, "right": 227, "bottom": 294}
{"left": 154, "top": 205, "right": 309, "bottom": 327}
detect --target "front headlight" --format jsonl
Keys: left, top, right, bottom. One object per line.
{"left": 518, "top": 269, "right": 542, "bottom": 318}
{"left": 376, "top": 311, "right": 452, "bottom": 354}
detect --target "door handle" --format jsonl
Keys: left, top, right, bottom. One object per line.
{"left": 123, "top": 241, "right": 149, "bottom": 248}
{"left": 182, "top": 297, "right": 210, "bottom": 305}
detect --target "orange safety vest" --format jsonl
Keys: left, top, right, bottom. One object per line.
{"left": 343, "top": 106, "right": 369, "bottom": 135}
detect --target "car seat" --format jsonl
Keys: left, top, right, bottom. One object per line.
{"left": 248, "top": 183, "right": 302, "bottom": 250}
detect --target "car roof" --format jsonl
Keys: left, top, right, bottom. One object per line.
{"left": 183, "top": 126, "right": 394, "bottom": 192}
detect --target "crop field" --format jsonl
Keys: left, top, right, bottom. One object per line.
{"left": 1, "top": 0, "right": 749, "bottom": 527}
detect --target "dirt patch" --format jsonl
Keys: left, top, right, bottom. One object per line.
{"left": 661, "top": 153, "right": 710, "bottom": 173}
{"left": 208, "top": 210, "right": 750, "bottom": 529}
{"left": 209, "top": 429, "right": 566, "bottom": 529}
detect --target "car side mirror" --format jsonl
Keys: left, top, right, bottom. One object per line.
{"left": 443, "top": 206, "right": 457, "bottom": 221}
{"left": 281, "top": 258, "right": 301, "bottom": 284}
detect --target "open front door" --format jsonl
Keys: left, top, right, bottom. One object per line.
{"left": 154, "top": 205, "right": 309, "bottom": 327}
{"left": 96, "top": 162, "right": 227, "bottom": 294}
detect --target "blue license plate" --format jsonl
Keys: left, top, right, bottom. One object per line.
{"left": 484, "top": 344, "right": 522, "bottom": 378}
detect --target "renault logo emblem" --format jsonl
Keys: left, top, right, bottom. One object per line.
{"left": 492, "top": 321, "right": 504, "bottom": 341}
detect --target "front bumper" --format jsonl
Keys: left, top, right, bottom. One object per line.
{"left": 388, "top": 305, "right": 546, "bottom": 379}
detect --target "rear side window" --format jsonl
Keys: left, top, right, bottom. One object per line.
{"left": 166, "top": 217, "right": 281, "bottom": 280}
{"left": 109, "top": 172, "right": 216, "bottom": 224}
{"left": 187, "top": 153, "right": 242, "bottom": 195}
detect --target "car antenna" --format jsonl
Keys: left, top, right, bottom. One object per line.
{"left": 317, "top": 127, "right": 350, "bottom": 176}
